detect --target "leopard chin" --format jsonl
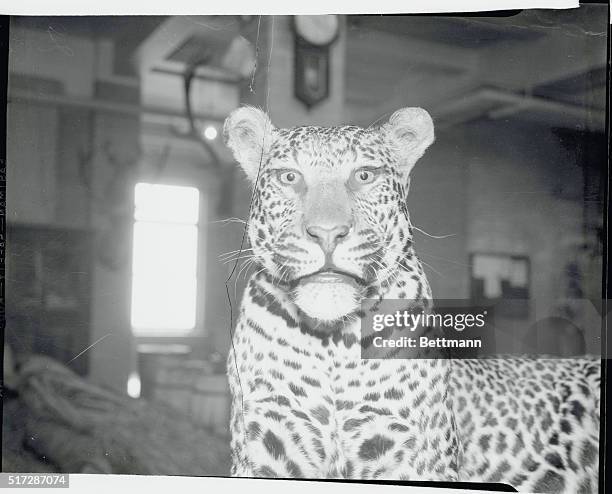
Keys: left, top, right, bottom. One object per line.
{"left": 292, "top": 281, "right": 360, "bottom": 324}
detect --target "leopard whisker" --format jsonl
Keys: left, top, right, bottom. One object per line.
{"left": 368, "top": 257, "right": 386, "bottom": 289}
{"left": 212, "top": 217, "right": 248, "bottom": 225}
{"left": 233, "top": 260, "right": 248, "bottom": 298}
{"left": 237, "top": 257, "right": 255, "bottom": 281}
{"left": 235, "top": 258, "right": 257, "bottom": 298}
{"left": 278, "top": 264, "right": 292, "bottom": 284}
{"left": 251, "top": 266, "right": 268, "bottom": 282}
{"left": 220, "top": 248, "right": 255, "bottom": 261}
{"left": 223, "top": 254, "right": 256, "bottom": 265}
{"left": 409, "top": 222, "right": 457, "bottom": 240}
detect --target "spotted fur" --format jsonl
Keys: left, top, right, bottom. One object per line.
{"left": 223, "top": 106, "right": 600, "bottom": 492}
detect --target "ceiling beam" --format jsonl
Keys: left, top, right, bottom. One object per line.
{"left": 477, "top": 29, "right": 607, "bottom": 92}
{"left": 346, "top": 29, "right": 480, "bottom": 73}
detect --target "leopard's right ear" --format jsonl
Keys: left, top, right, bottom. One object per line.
{"left": 223, "top": 106, "right": 276, "bottom": 181}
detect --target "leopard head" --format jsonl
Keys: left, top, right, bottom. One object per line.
{"left": 224, "top": 106, "right": 434, "bottom": 324}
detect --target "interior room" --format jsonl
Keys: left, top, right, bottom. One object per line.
{"left": 2, "top": 8, "right": 607, "bottom": 475}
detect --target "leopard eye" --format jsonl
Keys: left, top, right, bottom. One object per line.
{"left": 278, "top": 170, "right": 302, "bottom": 186}
{"left": 353, "top": 168, "right": 377, "bottom": 185}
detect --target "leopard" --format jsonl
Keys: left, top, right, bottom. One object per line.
{"left": 222, "top": 105, "right": 601, "bottom": 493}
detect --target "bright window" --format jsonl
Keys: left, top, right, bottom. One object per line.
{"left": 130, "top": 183, "right": 200, "bottom": 335}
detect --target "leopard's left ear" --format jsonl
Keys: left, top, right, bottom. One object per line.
{"left": 382, "top": 107, "right": 434, "bottom": 175}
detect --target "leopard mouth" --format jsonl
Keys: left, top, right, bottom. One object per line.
{"left": 292, "top": 268, "right": 366, "bottom": 288}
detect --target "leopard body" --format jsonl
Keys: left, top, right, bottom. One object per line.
{"left": 223, "top": 106, "right": 601, "bottom": 493}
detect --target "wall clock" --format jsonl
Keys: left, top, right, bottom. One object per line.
{"left": 293, "top": 15, "right": 340, "bottom": 109}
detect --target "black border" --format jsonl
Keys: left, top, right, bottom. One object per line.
{"left": 0, "top": 14, "right": 9, "bottom": 474}
{"left": 600, "top": 2, "right": 611, "bottom": 493}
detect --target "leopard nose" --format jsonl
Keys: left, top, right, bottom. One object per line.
{"left": 306, "top": 224, "right": 350, "bottom": 253}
